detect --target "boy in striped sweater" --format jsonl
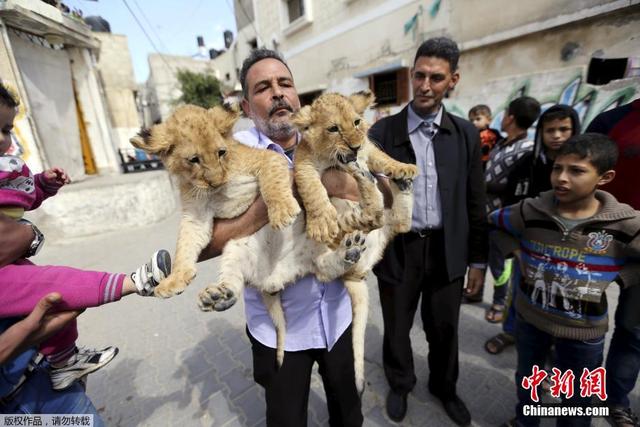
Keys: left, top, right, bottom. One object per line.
{"left": 490, "top": 133, "right": 640, "bottom": 427}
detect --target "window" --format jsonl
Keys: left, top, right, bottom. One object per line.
{"left": 281, "top": 0, "right": 312, "bottom": 36}
{"left": 369, "top": 68, "right": 409, "bottom": 106}
{"left": 287, "top": 0, "right": 305, "bottom": 23}
{"left": 587, "top": 57, "right": 630, "bottom": 85}
{"left": 248, "top": 38, "right": 258, "bottom": 50}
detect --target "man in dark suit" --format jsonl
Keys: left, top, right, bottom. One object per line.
{"left": 369, "top": 37, "right": 488, "bottom": 426}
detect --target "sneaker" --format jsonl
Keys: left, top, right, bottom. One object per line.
{"left": 50, "top": 346, "right": 119, "bottom": 390}
{"left": 131, "top": 250, "right": 172, "bottom": 296}
{"left": 607, "top": 406, "right": 640, "bottom": 427}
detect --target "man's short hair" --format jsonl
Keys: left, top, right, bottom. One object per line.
{"left": 414, "top": 37, "right": 460, "bottom": 71}
{"left": 469, "top": 104, "right": 491, "bottom": 118}
{"left": 506, "top": 96, "right": 541, "bottom": 129}
{"left": 239, "top": 48, "right": 292, "bottom": 98}
{"left": 557, "top": 133, "right": 618, "bottom": 174}
{"left": 0, "top": 83, "right": 19, "bottom": 109}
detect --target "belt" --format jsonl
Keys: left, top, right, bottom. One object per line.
{"left": 410, "top": 228, "right": 442, "bottom": 238}
{"left": 0, "top": 352, "right": 43, "bottom": 406}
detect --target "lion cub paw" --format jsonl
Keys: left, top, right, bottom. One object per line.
{"left": 389, "top": 163, "right": 418, "bottom": 180}
{"left": 198, "top": 283, "right": 238, "bottom": 312}
{"left": 154, "top": 267, "right": 195, "bottom": 298}
{"left": 340, "top": 231, "right": 367, "bottom": 265}
{"left": 306, "top": 206, "right": 340, "bottom": 244}
{"left": 268, "top": 197, "right": 301, "bottom": 230}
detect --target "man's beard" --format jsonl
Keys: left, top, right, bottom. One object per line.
{"left": 253, "top": 98, "right": 297, "bottom": 141}
{"left": 254, "top": 115, "right": 296, "bottom": 141}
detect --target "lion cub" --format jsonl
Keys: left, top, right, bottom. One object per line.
{"left": 292, "top": 90, "right": 418, "bottom": 245}
{"left": 130, "top": 104, "right": 300, "bottom": 298}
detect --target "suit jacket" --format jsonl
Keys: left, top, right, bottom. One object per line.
{"left": 369, "top": 105, "right": 488, "bottom": 284}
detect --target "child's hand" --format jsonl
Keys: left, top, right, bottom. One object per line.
{"left": 43, "top": 167, "right": 70, "bottom": 186}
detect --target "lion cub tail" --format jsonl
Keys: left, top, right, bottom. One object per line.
{"left": 262, "top": 293, "right": 287, "bottom": 368}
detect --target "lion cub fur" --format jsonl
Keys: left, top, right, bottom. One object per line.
{"left": 130, "top": 104, "right": 301, "bottom": 298}
{"left": 292, "top": 90, "right": 418, "bottom": 245}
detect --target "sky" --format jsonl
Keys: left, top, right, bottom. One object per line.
{"left": 65, "top": 0, "right": 238, "bottom": 83}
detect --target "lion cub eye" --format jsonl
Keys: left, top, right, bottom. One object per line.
{"left": 354, "top": 119, "right": 361, "bottom": 127}
{"left": 188, "top": 155, "right": 200, "bottom": 164}
{"left": 327, "top": 125, "right": 339, "bottom": 133}
{"left": 218, "top": 149, "right": 227, "bottom": 157}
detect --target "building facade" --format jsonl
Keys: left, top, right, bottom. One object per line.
{"left": 0, "top": 0, "right": 121, "bottom": 179}
{"left": 227, "top": 0, "right": 640, "bottom": 126}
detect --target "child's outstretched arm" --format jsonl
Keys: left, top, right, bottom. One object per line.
{"left": 488, "top": 201, "right": 526, "bottom": 258}
{"left": 31, "top": 167, "right": 69, "bottom": 210}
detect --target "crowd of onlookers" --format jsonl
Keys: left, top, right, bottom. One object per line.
{"left": 1, "top": 35, "right": 639, "bottom": 427}
{"left": 465, "top": 96, "right": 640, "bottom": 427}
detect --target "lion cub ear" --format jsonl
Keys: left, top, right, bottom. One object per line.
{"left": 130, "top": 126, "right": 173, "bottom": 155}
{"left": 348, "top": 90, "right": 376, "bottom": 115}
{"left": 210, "top": 103, "right": 241, "bottom": 136}
{"left": 292, "top": 105, "right": 313, "bottom": 130}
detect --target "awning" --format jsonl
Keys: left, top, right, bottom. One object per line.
{"left": 0, "top": 0, "right": 99, "bottom": 50}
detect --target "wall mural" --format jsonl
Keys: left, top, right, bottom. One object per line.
{"left": 446, "top": 69, "right": 639, "bottom": 136}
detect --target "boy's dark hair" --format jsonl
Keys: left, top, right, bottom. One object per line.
{"left": 506, "top": 96, "right": 541, "bottom": 129}
{"left": 0, "top": 84, "right": 19, "bottom": 109}
{"left": 469, "top": 104, "right": 491, "bottom": 118}
{"left": 414, "top": 37, "right": 459, "bottom": 71}
{"left": 239, "top": 48, "right": 292, "bottom": 99}
{"left": 557, "top": 133, "right": 618, "bottom": 174}
{"left": 540, "top": 108, "right": 573, "bottom": 126}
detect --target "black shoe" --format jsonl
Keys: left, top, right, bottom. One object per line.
{"left": 386, "top": 390, "right": 408, "bottom": 422}
{"left": 434, "top": 394, "right": 471, "bottom": 427}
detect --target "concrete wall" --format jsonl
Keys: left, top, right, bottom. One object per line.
{"left": 93, "top": 32, "right": 141, "bottom": 150}
{"left": 25, "top": 171, "right": 178, "bottom": 240}
{"left": 450, "top": 0, "right": 624, "bottom": 43}
{"left": 0, "top": 22, "right": 45, "bottom": 173}
{"left": 447, "top": 7, "right": 640, "bottom": 130}
{"left": 253, "top": 0, "right": 441, "bottom": 97}
{"left": 456, "top": 7, "right": 640, "bottom": 94}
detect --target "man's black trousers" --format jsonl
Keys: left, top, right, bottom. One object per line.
{"left": 377, "top": 230, "right": 464, "bottom": 399}
{"left": 248, "top": 325, "right": 363, "bottom": 427}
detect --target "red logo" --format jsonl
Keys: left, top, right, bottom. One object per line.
{"left": 579, "top": 367, "right": 607, "bottom": 401}
{"left": 522, "top": 366, "right": 607, "bottom": 402}
{"left": 521, "top": 365, "right": 548, "bottom": 402}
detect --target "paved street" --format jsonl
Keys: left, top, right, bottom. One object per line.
{"left": 34, "top": 210, "right": 637, "bottom": 427}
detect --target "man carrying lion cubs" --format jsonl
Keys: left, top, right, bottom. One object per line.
{"left": 196, "top": 49, "right": 369, "bottom": 427}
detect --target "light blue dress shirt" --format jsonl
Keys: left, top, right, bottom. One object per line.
{"left": 233, "top": 128, "right": 352, "bottom": 351}
{"left": 407, "top": 104, "right": 444, "bottom": 230}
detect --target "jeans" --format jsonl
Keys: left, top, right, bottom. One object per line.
{"left": 515, "top": 316, "right": 604, "bottom": 427}
{"left": 605, "top": 287, "right": 640, "bottom": 408}
{"left": 0, "top": 362, "right": 104, "bottom": 426}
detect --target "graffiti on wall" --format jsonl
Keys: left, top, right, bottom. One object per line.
{"left": 447, "top": 70, "right": 638, "bottom": 134}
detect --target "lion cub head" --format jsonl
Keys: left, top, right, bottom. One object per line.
{"left": 292, "top": 91, "right": 375, "bottom": 164}
{"left": 131, "top": 104, "right": 240, "bottom": 189}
